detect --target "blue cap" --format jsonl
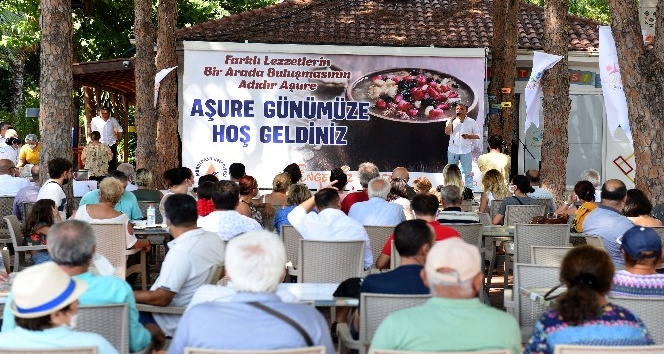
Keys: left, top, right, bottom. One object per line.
{"left": 621, "top": 226, "right": 662, "bottom": 259}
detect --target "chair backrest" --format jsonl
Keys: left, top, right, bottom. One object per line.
{"left": 584, "top": 235, "right": 606, "bottom": 250}
{"left": 442, "top": 223, "right": 483, "bottom": 247}
{"left": 137, "top": 201, "right": 163, "bottom": 224}
{"left": 298, "top": 239, "right": 364, "bottom": 283}
{"left": 359, "top": 293, "right": 431, "bottom": 352}
{"left": 206, "top": 264, "right": 224, "bottom": 285}
{"left": 531, "top": 246, "right": 573, "bottom": 266}
{"left": 22, "top": 202, "right": 35, "bottom": 221}
{"left": 369, "top": 349, "right": 510, "bottom": 354}
{"left": 88, "top": 223, "right": 129, "bottom": 279}
{"left": 0, "top": 348, "right": 98, "bottom": 354}
{"left": 364, "top": 226, "right": 394, "bottom": 267}
{"left": 490, "top": 200, "right": 504, "bottom": 219}
{"left": 460, "top": 200, "right": 473, "bottom": 212}
{"left": 504, "top": 205, "right": 546, "bottom": 226}
{"left": 477, "top": 212, "right": 491, "bottom": 226}
{"left": 78, "top": 303, "right": 129, "bottom": 354}
{"left": 0, "top": 196, "right": 14, "bottom": 239}
{"left": 1, "top": 247, "right": 9, "bottom": 273}
{"left": 184, "top": 346, "right": 326, "bottom": 354}
{"left": 531, "top": 198, "right": 553, "bottom": 214}
{"left": 553, "top": 345, "right": 664, "bottom": 354}
{"left": 281, "top": 225, "right": 303, "bottom": 269}
{"left": 513, "top": 263, "right": 560, "bottom": 336}
{"left": 609, "top": 296, "right": 664, "bottom": 345}
{"left": 4, "top": 215, "right": 24, "bottom": 248}
{"left": 514, "top": 224, "right": 570, "bottom": 264}
{"left": 390, "top": 239, "right": 401, "bottom": 270}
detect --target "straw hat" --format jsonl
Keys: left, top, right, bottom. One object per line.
{"left": 10, "top": 262, "right": 87, "bottom": 319}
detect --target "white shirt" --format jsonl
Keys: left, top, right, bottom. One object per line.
{"left": 447, "top": 117, "right": 480, "bottom": 154}
{"left": 73, "top": 205, "right": 138, "bottom": 248}
{"left": 391, "top": 197, "right": 413, "bottom": 220}
{"left": 151, "top": 228, "right": 225, "bottom": 336}
{"left": 287, "top": 206, "right": 372, "bottom": 268}
{"left": 91, "top": 116, "right": 123, "bottom": 146}
{"left": 0, "top": 145, "right": 18, "bottom": 164}
{"left": 197, "top": 210, "right": 262, "bottom": 241}
{"left": 0, "top": 174, "right": 30, "bottom": 196}
{"left": 73, "top": 180, "right": 95, "bottom": 197}
{"left": 349, "top": 197, "right": 406, "bottom": 226}
{"left": 37, "top": 180, "right": 67, "bottom": 219}
{"left": 126, "top": 183, "right": 138, "bottom": 192}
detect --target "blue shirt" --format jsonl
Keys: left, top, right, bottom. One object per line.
{"left": 2, "top": 271, "right": 151, "bottom": 352}
{"left": 11, "top": 182, "right": 40, "bottom": 220}
{"left": 582, "top": 204, "right": 634, "bottom": 265}
{"left": 361, "top": 264, "right": 429, "bottom": 295}
{"left": 0, "top": 326, "right": 118, "bottom": 354}
{"left": 274, "top": 205, "right": 296, "bottom": 231}
{"left": 349, "top": 197, "right": 406, "bottom": 226}
{"left": 167, "top": 292, "right": 334, "bottom": 354}
{"left": 79, "top": 189, "right": 143, "bottom": 220}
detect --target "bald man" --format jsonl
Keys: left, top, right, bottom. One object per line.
{"left": 391, "top": 167, "right": 416, "bottom": 200}
{"left": 0, "top": 159, "right": 29, "bottom": 196}
{"left": 583, "top": 179, "right": 635, "bottom": 265}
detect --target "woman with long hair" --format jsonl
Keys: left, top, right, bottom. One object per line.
{"left": 624, "top": 189, "right": 663, "bottom": 227}
{"left": 442, "top": 164, "right": 473, "bottom": 200}
{"left": 478, "top": 169, "right": 510, "bottom": 213}
{"left": 22, "top": 199, "right": 60, "bottom": 264}
{"left": 388, "top": 178, "right": 412, "bottom": 220}
{"left": 525, "top": 245, "right": 653, "bottom": 353}
{"left": 554, "top": 180, "right": 597, "bottom": 232}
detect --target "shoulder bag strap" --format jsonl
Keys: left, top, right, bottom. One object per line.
{"left": 248, "top": 301, "right": 313, "bottom": 346}
{"left": 513, "top": 196, "right": 524, "bottom": 205}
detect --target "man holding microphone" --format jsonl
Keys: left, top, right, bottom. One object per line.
{"left": 444, "top": 103, "right": 480, "bottom": 188}
{"left": 91, "top": 106, "right": 123, "bottom": 170}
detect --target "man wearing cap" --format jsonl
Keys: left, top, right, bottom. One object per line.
{"left": 0, "top": 262, "right": 118, "bottom": 353}
{"left": 1, "top": 220, "right": 161, "bottom": 352}
{"left": 370, "top": 238, "right": 521, "bottom": 353}
{"left": 611, "top": 225, "right": 664, "bottom": 297}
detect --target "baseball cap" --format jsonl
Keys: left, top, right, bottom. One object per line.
{"left": 425, "top": 238, "right": 481, "bottom": 283}
{"left": 621, "top": 226, "right": 662, "bottom": 259}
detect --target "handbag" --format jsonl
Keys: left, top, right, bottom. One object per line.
{"left": 532, "top": 214, "right": 569, "bottom": 224}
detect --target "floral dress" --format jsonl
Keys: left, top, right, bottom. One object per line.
{"left": 241, "top": 200, "right": 263, "bottom": 226}
{"left": 23, "top": 223, "right": 51, "bottom": 264}
{"left": 83, "top": 143, "right": 112, "bottom": 178}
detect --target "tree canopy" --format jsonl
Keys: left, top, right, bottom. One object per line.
{"left": 525, "top": 0, "right": 610, "bottom": 24}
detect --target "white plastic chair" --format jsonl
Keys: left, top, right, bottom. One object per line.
{"left": 297, "top": 239, "right": 364, "bottom": 283}
{"left": 553, "top": 345, "right": 664, "bottom": 354}
{"left": 4, "top": 215, "right": 48, "bottom": 271}
{"left": 88, "top": 223, "right": 147, "bottom": 290}
{"left": 531, "top": 246, "right": 573, "bottom": 266}
{"left": 609, "top": 296, "right": 664, "bottom": 345}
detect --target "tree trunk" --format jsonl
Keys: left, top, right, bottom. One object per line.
{"left": 608, "top": 0, "right": 664, "bottom": 201}
{"left": 134, "top": 0, "right": 157, "bottom": 174}
{"left": 488, "top": 0, "right": 520, "bottom": 156}
{"left": 540, "top": 0, "right": 570, "bottom": 203}
{"left": 39, "top": 0, "right": 74, "bottom": 200}
{"left": 155, "top": 0, "right": 179, "bottom": 189}
{"left": 10, "top": 56, "right": 26, "bottom": 116}
{"left": 83, "top": 86, "right": 94, "bottom": 142}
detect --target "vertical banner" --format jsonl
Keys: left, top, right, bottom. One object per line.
{"left": 182, "top": 42, "right": 486, "bottom": 189}
{"left": 524, "top": 51, "right": 562, "bottom": 133}
{"left": 599, "top": 26, "right": 632, "bottom": 143}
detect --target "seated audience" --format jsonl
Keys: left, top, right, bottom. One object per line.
{"left": 413, "top": 176, "right": 441, "bottom": 202}
{"left": 477, "top": 135, "right": 510, "bottom": 185}
{"left": 228, "top": 162, "right": 245, "bottom": 183}
{"left": 580, "top": 168, "right": 602, "bottom": 202}
{"left": 478, "top": 169, "right": 509, "bottom": 213}
{"left": 116, "top": 163, "right": 137, "bottom": 192}
{"left": 441, "top": 163, "right": 473, "bottom": 200}
{"left": 554, "top": 180, "right": 596, "bottom": 232}
{"left": 288, "top": 187, "right": 372, "bottom": 269}
{"left": 17, "top": 133, "right": 39, "bottom": 167}
{"left": 376, "top": 193, "right": 460, "bottom": 270}
{"left": 371, "top": 238, "right": 520, "bottom": 353}
{"left": 0, "top": 158, "right": 29, "bottom": 196}
{"left": 167, "top": 231, "right": 334, "bottom": 354}
{"left": 22, "top": 199, "right": 59, "bottom": 265}
{"left": 624, "top": 189, "right": 663, "bottom": 227}
{"left": 160, "top": 167, "right": 195, "bottom": 222}
{"left": 0, "top": 262, "right": 118, "bottom": 353}
{"left": 37, "top": 157, "right": 72, "bottom": 219}
{"left": 341, "top": 162, "right": 379, "bottom": 214}
{"left": 132, "top": 168, "right": 164, "bottom": 202}
{"left": 196, "top": 181, "right": 217, "bottom": 217}
{"left": 330, "top": 167, "right": 349, "bottom": 201}
{"left": 525, "top": 245, "right": 653, "bottom": 353}
{"left": 492, "top": 175, "right": 536, "bottom": 225}
{"left": 349, "top": 177, "right": 406, "bottom": 226}
{"left": 391, "top": 167, "right": 416, "bottom": 199}
{"left": 283, "top": 162, "right": 303, "bottom": 185}
{"left": 611, "top": 226, "right": 664, "bottom": 297}
{"left": 134, "top": 194, "right": 225, "bottom": 337}
{"left": 525, "top": 169, "right": 556, "bottom": 212}
{"left": 237, "top": 175, "right": 272, "bottom": 226}
{"left": 261, "top": 172, "right": 290, "bottom": 206}
{"left": 437, "top": 185, "right": 480, "bottom": 223}
{"left": 388, "top": 178, "right": 413, "bottom": 220}
{"left": 583, "top": 179, "right": 635, "bottom": 265}
{"left": 2, "top": 220, "right": 162, "bottom": 351}
{"left": 197, "top": 180, "right": 262, "bottom": 240}
{"left": 273, "top": 184, "right": 312, "bottom": 232}
{"left": 79, "top": 170, "right": 143, "bottom": 220}
{"left": 11, "top": 164, "right": 40, "bottom": 221}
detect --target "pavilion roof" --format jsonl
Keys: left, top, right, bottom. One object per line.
{"left": 73, "top": 58, "right": 136, "bottom": 101}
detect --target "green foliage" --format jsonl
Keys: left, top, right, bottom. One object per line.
{"left": 524, "top": 0, "right": 610, "bottom": 24}
{"left": 0, "top": 0, "right": 40, "bottom": 65}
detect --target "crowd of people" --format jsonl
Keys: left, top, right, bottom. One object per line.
{"left": 0, "top": 107, "right": 664, "bottom": 353}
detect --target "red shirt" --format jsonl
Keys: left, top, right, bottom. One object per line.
{"left": 340, "top": 189, "right": 369, "bottom": 214}
{"left": 381, "top": 220, "right": 460, "bottom": 256}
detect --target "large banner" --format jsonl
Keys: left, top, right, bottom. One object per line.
{"left": 182, "top": 42, "right": 486, "bottom": 189}
{"left": 599, "top": 26, "right": 632, "bottom": 143}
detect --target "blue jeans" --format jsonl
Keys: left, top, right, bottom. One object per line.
{"left": 32, "top": 251, "right": 51, "bottom": 264}
{"left": 447, "top": 151, "right": 473, "bottom": 188}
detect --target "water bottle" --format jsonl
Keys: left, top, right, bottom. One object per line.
{"left": 147, "top": 204, "right": 156, "bottom": 227}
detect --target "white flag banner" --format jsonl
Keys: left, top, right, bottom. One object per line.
{"left": 524, "top": 51, "right": 563, "bottom": 133}
{"left": 154, "top": 66, "right": 178, "bottom": 107}
{"left": 599, "top": 26, "right": 632, "bottom": 143}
